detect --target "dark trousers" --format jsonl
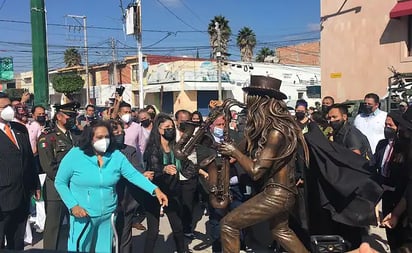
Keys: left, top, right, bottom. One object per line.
{"left": 382, "top": 190, "right": 405, "bottom": 251}
{"left": 0, "top": 203, "right": 28, "bottom": 250}
{"left": 144, "top": 195, "right": 186, "bottom": 253}
{"left": 220, "top": 186, "right": 309, "bottom": 253}
{"left": 115, "top": 203, "right": 137, "bottom": 253}
{"left": 43, "top": 200, "right": 68, "bottom": 250}
{"left": 180, "top": 178, "right": 198, "bottom": 234}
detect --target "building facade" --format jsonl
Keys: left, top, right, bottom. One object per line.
{"left": 321, "top": 0, "right": 412, "bottom": 103}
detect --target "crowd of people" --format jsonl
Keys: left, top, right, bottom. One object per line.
{"left": 1, "top": 76, "right": 412, "bottom": 253}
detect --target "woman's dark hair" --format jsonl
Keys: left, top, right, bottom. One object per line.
{"left": 145, "top": 104, "right": 157, "bottom": 113}
{"left": 109, "top": 119, "right": 124, "bottom": 130}
{"left": 79, "top": 120, "right": 117, "bottom": 156}
{"left": 143, "top": 113, "right": 175, "bottom": 161}
{"left": 191, "top": 110, "right": 204, "bottom": 123}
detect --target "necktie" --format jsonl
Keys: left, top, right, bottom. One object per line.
{"left": 4, "top": 124, "right": 17, "bottom": 146}
{"left": 97, "top": 155, "right": 104, "bottom": 167}
{"left": 65, "top": 131, "right": 72, "bottom": 142}
{"left": 382, "top": 141, "right": 394, "bottom": 178}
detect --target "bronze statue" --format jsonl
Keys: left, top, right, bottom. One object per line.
{"left": 218, "top": 75, "right": 310, "bottom": 253}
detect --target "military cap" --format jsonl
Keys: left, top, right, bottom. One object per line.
{"left": 54, "top": 102, "right": 80, "bottom": 116}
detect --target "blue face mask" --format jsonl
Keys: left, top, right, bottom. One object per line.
{"left": 213, "top": 127, "right": 224, "bottom": 138}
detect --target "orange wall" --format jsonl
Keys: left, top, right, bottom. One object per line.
{"left": 321, "top": 0, "right": 412, "bottom": 102}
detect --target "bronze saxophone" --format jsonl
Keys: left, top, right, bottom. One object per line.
{"left": 204, "top": 98, "right": 246, "bottom": 209}
{"left": 173, "top": 102, "right": 224, "bottom": 160}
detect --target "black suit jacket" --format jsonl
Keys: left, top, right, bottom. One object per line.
{"left": 0, "top": 122, "right": 39, "bottom": 212}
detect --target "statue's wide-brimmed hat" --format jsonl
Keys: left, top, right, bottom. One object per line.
{"left": 243, "top": 75, "right": 287, "bottom": 100}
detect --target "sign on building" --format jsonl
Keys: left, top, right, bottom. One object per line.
{"left": 0, "top": 57, "right": 14, "bottom": 81}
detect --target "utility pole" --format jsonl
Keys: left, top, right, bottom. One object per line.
{"left": 136, "top": 0, "right": 144, "bottom": 109}
{"left": 111, "top": 37, "right": 118, "bottom": 85}
{"left": 30, "top": 0, "right": 49, "bottom": 107}
{"left": 215, "top": 22, "right": 222, "bottom": 101}
{"left": 66, "top": 15, "right": 90, "bottom": 105}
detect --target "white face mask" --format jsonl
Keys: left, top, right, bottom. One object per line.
{"left": 121, "top": 113, "right": 131, "bottom": 123}
{"left": 1, "top": 106, "right": 15, "bottom": 122}
{"left": 93, "top": 138, "right": 110, "bottom": 153}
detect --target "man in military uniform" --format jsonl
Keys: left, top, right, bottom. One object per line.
{"left": 38, "top": 102, "right": 80, "bottom": 250}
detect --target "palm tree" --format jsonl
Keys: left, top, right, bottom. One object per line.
{"left": 64, "top": 48, "right": 82, "bottom": 67}
{"left": 208, "top": 15, "right": 231, "bottom": 59}
{"left": 236, "top": 27, "right": 256, "bottom": 62}
{"left": 255, "top": 47, "right": 274, "bottom": 62}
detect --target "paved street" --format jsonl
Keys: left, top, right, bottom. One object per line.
{"left": 24, "top": 203, "right": 390, "bottom": 253}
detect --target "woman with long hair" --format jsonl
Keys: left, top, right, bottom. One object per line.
{"left": 219, "top": 75, "right": 309, "bottom": 253}
{"left": 143, "top": 113, "right": 191, "bottom": 253}
{"left": 55, "top": 120, "right": 167, "bottom": 253}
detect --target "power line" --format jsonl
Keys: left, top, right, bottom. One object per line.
{"left": 0, "top": 0, "right": 6, "bottom": 12}
{"left": 154, "top": 0, "right": 202, "bottom": 32}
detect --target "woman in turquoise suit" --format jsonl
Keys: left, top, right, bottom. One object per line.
{"left": 55, "top": 120, "right": 168, "bottom": 253}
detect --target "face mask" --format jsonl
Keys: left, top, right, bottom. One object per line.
{"left": 140, "top": 119, "right": 151, "bottom": 128}
{"left": 148, "top": 112, "right": 156, "bottom": 120}
{"left": 213, "top": 127, "right": 224, "bottom": 138}
{"left": 295, "top": 112, "right": 306, "bottom": 120}
{"left": 178, "top": 121, "right": 188, "bottom": 132}
{"left": 93, "top": 138, "right": 110, "bottom": 153}
{"left": 0, "top": 106, "right": 14, "bottom": 122}
{"left": 162, "top": 128, "right": 176, "bottom": 142}
{"left": 64, "top": 117, "right": 76, "bottom": 130}
{"left": 384, "top": 127, "right": 397, "bottom": 140}
{"left": 363, "top": 105, "right": 373, "bottom": 115}
{"left": 114, "top": 134, "right": 125, "bottom": 147}
{"left": 36, "top": 115, "right": 46, "bottom": 124}
{"left": 121, "top": 113, "right": 131, "bottom": 123}
{"left": 321, "top": 105, "right": 331, "bottom": 114}
{"left": 330, "top": 120, "right": 344, "bottom": 132}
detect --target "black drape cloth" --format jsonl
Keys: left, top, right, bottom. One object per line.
{"left": 304, "top": 122, "right": 383, "bottom": 227}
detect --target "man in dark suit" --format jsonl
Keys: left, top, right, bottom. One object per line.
{"left": 0, "top": 92, "right": 40, "bottom": 250}
{"left": 38, "top": 102, "right": 80, "bottom": 250}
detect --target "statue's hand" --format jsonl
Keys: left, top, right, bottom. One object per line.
{"left": 219, "top": 142, "right": 238, "bottom": 156}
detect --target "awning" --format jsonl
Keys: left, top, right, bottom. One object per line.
{"left": 390, "top": 0, "right": 412, "bottom": 19}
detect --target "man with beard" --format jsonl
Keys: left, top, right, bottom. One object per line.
{"left": 218, "top": 75, "right": 309, "bottom": 253}
{"left": 38, "top": 102, "right": 80, "bottom": 250}
{"left": 328, "top": 104, "right": 372, "bottom": 159}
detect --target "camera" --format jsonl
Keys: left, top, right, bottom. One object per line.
{"left": 116, "top": 86, "right": 125, "bottom": 96}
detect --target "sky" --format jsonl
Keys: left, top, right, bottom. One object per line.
{"left": 0, "top": 0, "right": 320, "bottom": 73}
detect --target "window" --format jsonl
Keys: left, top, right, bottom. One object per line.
{"left": 131, "top": 64, "right": 138, "bottom": 82}
{"left": 306, "top": 85, "right": 321, "bottom": 99}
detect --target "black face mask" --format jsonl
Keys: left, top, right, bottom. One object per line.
{"left": 64, "top": 117, "right": 76, "bottom": 130}
{"left": 321, "top": 105, "right": 331, "bottom": 114}
{"left": 362, "top": 105, "right": 373, "bottom": 115}
{"left": 140, "top": 119, "right": 151, "bottom": 128}
{"left": 162, "top": 128, "right": 176, "bottom": 142}
{"left": 178, "top": 121, "right": 188, "bottom": 132}
{"left": 295, "top": 112, "right": 306, "bottom": 121}
{"left": 36, "top": 115, "right": 46, "bottom": 124}
{"left": 330, "top": 120, "right": 344, "bottom": 132}
{"left": 148, "top": 112, "right": 156, "bottom": 120}
{"left": 114, "top": 134, "right": 125, "bottom": 147}
{"left": 384, "top": 127, "right": 397, "bottom": 140}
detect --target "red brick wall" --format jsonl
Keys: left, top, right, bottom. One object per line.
{"left": 276, "top": 41, "right": 320, "bottom": 66}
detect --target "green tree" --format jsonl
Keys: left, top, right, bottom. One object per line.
{"left": 208, "top": 15, "right": 231, "bottom": 59}
{"left": 256, "top": 47, "right": 274, "bottom": 62}
{"left": 52, "top": 73, "right": 84, "bottom": 101}
{"left": 64, "top": 48, "right": 82, "bottom": 67}
{"left": 237, "top": 27, "right": 256, "bottom": 62}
